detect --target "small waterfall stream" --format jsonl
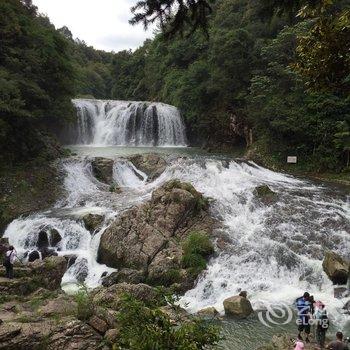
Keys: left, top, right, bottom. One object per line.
{"left": 62, "top": 99, "right": 187, "bottom": 147}
{"left": 3, "top": 154, "right": 350, "bottom": 341}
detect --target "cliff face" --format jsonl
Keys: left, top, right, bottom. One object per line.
{"left": 0, "top": 161, "right": 63, "bottom": 235}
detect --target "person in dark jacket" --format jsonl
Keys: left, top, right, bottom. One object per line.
{"left": 296, "top": 292, "right": 312, "bottom": 342}
{"left": 4, "top": 246, "right": 17, "bottom": 279}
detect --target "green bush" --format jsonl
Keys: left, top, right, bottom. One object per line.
{"left": 115, "top": 293, "right": 220, "bottom": 350}
{"left": 75, "top": 286, "right": 94, "bottom": 321}
{"left": 182, "top": 231, "right": 214, "bottom": 275}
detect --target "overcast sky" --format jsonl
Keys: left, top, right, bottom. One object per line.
{"left": 33, "top": 0, "right": 155, "bottom": 52}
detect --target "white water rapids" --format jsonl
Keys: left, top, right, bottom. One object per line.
{"left": 62, "top": 99, "right": 187, "bottom": 147}
{"left": 3, "top": 155, "right": 350, "bottom": 330}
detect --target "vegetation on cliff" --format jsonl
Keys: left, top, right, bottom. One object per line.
{"left": 1, "top": 0, "right": 349, "bottom": 173}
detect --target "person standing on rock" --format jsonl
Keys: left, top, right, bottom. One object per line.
{"left": 327, "top": 332, "right": 349, "bottom": 350}
{"left": 296, "top": 292, "right": 312, "bottom": 342}
{"left": 3, "top": 246, "right": 17, "bottom": 279}
{"left": 314, "top": 301, "right": 329, "bottom": 349}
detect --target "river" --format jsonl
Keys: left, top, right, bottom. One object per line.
{"left": 3, "top": 100, "right": 350, "bottom": 349}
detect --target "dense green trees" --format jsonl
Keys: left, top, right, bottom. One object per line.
{"left": 0, "top": 0, "right": 75, "bottom": 164}
{"left": 1, "top": 0, "right": 348, "bottom": 172}
{"left": 112, "top": 0, "right": 349, "bottom": 171}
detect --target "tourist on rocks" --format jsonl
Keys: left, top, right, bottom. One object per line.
{"left": 327, "top": 332, "right": 349, "bottom": 350}
{"left": 294, "top": 339, "right": 305, "bottom": 350}
{"left": 296, "top": 292, "right": 312, "bottom": 342}
{"left": 3, "top": 246, "right": 17, "bottom": 279}
{"left": 314, "top": 301, "right": 329, "bottom": 349}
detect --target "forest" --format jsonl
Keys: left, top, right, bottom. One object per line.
{"left": 0, "top": 0, "right": 349, "bottom": 172}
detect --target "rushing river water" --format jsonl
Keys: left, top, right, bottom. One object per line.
{"left": 4, "top": 145, "right": 350, "bottom": 349}
{"left": 3, "top": 95, "right": 350, "bottom": 348}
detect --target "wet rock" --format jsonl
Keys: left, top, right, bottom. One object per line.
{"left": 68, "top": 258, "right": 88, "bottom": 283}
{"left": 37, "top": 230, "right": 49, "bottom": 249}
{"left": 223, "top": 295, "right": 253, "bottom": 318}
{"left": 128, "top": 153, "right": 167, "bottom": 181}
{"left": 92, "top": 283, "right": 158, "bottom": 310}
{"left": 334, "top": 286, "right": 349, "bottom": 299}
{"left": 254, "top": 185, "right": 277, "bottom": 205}
{"left": 88, "top": 315, "right": 109, "bottom": 335}
{"left": 91, "top": 157, "right": 114, "bottom": 185}
{"left": 98, "top": 179, "right": 214, "bottom": 291}
{"left": 40, "top": 247, "right": 58, "bottom": 259}
{"left": 82, "top": 213, "right": 104, "bottom": 233}
{"left": 322, "top": 251, "right": 349, "bottom": 285}
{"left": 49, "top": 228, "right": 62, "bottom": 247}
{"left": 343, "top": 300, "right": 350, "bottom": 313}
{"left": 65, "top": 254, "right": 77, "bottom": 268}
{"left": 102, "top": 268, "right": 144, "bottom": 287}
{"left": 28, "top": 250, "right": 40, "bottom": 262}
{"left": 197, "top": 307, "right": 219, "bottom": 317}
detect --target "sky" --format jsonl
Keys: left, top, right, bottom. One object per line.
{"left": 33, "top": 0, "right": 155, "bottom": 52}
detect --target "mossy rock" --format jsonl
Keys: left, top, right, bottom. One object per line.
{"left": 253, "top": 185, "right": 277, "bottom": 205}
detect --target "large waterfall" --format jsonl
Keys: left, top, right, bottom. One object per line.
{"left": 63, "top": 99, "right": 187, "bottom": 147}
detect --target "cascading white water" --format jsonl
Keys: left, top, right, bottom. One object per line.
{"left": 3, "top": 155, "right": 350, "bottom": 328}
{"left": 65, "top": 99, "right": 187, "bottom": 147}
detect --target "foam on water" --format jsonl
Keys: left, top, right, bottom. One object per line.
{"left": 63, "top": 99, "right": 187, "bottom": 147}
{"left": 3, "top": 155, "right": 350, "bottom": 328}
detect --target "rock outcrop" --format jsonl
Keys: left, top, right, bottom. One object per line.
{"left": 0, "top": 163, "right": 62, "bottom": 235}
{"left": 91, "top": 157, "right": 114, "bottom": 185}
{"left": 254, "top": 185, "right": 277, "bottom": 205}
{"left": 102, "top": 268, "right": 145, "bottom": 287}
{"left": 322, "top": 251, "right": 349, "bottom": 285}
{"left": 197, "top": 306, "right": 219, "bottom": 317}
{"left": 128, "top": 153, "right": 167, "bottom": 181}
{"left": 92, "top": 283, "right": 159, "bottom": 309}
{"left": 98, "top": 180, "right": 214, "bottom": 290}
{"left": 82, "top": 213, "right": 104, "bottom": 233}
{"left": 0, "top": 256, "right": 67, "bottom": 296}
{"left": 223, "top": 295, "right": 253, "bottom": 318}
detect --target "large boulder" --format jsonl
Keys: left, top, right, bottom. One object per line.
{"left": 128, "top": 153, "right": 167, "bottom": 181}
{"left": 197, "top": 307, "right": 219, "bottom": 317}
{"left": 82, "top": 214, "right": 104, "bottom": 233}
{"left": 223, "top": 295, "right": 253, "bottom": 318}
{"left": 28, "top": 255, "right": 67, "bottom": 290}
{"left": 92, "top": 283, "right": 158, "bottom": 310}
{"left": 322, "top": 251, "right": 349, "bottom": 285}
{"left": 91, "top": 157, "right": 114, "bottom": 185}
{"left": 98, "top": 180, "right": 214, "bottom": 291}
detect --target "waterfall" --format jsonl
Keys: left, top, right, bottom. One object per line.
{"left": 3, "top": 156, "right": 350, "bottom": 327}
{"left": 65, "top": 99, "right": 187, "bottom": 147}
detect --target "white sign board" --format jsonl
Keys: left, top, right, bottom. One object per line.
{"left": 287, "top": 156, "right": 297, "bottom": 164}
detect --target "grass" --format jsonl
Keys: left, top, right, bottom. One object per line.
{"left": 182, "top": 231, "right": 214, "bottom": 276}
{"left": 75, "top": 285, "right": 94, "bottom": 321}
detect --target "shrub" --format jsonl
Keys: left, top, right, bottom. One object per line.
{"left": 75, "top": 285, "right": 94, "bottom": 321}
{"left": 182, "top": 231, "right": 214, "bottom": 275}
{"left": 115, "top": 293, "right": 220, "bottom": 350}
